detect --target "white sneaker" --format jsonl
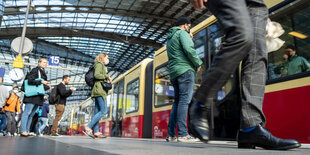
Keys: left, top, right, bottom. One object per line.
{"left": 29, "top": 132, "right": 36, "bottom": 136}
{"left": 177, "top": 135, "right": 200, "bottom": 143}
{"left": 166, "top": 136, "right": 177, "bottom": 142}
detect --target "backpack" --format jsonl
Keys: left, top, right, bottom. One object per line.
{"left": 85, "top": 66, "right": 95, "bottom": 87}
{"left": 49, "top": 85, "right": 59, "bottom": 105}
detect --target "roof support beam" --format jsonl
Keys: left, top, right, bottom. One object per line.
{"left": 4, "top": 5, "right": 175, "bottom": 23}
{"left": 0, "top": 27, "right": 163, "bottom": 49}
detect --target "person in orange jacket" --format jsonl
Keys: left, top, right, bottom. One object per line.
{"left": 3, "top": 86, "right": 21, "bottom": 136}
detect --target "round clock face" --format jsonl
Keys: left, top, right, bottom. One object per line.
{"left": 155, "top": 84, "right": 163, "bottom": 94}
{"left": 9, "top": 68, "right": 24, "bottom": 82}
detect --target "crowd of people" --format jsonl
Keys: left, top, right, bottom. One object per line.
{"left": 0, "top": 53, "right": 112, "bottom": 139}
{"left": 0, "top": 0, "right": 306, "bottom": 151}
{"left": 0, "top": 58, "right": 77, "bottom": 137}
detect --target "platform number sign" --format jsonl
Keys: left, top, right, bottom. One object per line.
{"left": 0, "top": 68, "right": 5, "bottom": 78}
{"left": 49, "top": 56, "right": 60, "bottom": 66}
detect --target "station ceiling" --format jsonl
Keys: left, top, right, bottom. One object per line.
{"left": 0, "top": 0, "right": 211, "bottom": 102}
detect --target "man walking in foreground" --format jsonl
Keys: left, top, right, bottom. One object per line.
{"left": 189, "top": 0, "right": 301, "bottom": 150}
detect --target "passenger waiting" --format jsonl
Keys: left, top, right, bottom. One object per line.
{"left": 20, "top": 58, "right": 50, "bottom": 137}
{"left": 285, "top": 45, "right": 310, "bottom": 75}
{"left": 51, "top": 75, "right": 75, "bottom": 136}
{"left": 37, "top": 98, "right": 49, "bottom": 136}
{"left": 83, "top": 53, "right": 112, "bottom": 139}
{"left": 0, "top": 78, "right": 9, "bottom": 135}
{"left": 274, "top": 53, "right": 289, "bottom": 77}
{"left": 2, "top": 86, "right": 21, "bottom": 136}
{"left": 166, "top": 16, "right": 202, "bottom": 143}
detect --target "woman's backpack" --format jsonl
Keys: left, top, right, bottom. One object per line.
{"left": 85, "top": 66, "right": 95, "bottom": 87}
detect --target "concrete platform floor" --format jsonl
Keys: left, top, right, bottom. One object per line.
{"left": 0, "top": 136, "right": 309, "bottom": 155}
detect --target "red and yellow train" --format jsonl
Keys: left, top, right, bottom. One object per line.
{"left": 70, "top": 0, "right": 310, "bottom": 143}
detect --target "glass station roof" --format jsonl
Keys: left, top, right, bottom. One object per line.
{"left": 0, "top": 0, "right": 211, "bottom": 104}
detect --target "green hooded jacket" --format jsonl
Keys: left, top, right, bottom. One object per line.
{"left": 288, "top": 55, "right": 310, "bottom": 75}
{"left": 166, "top": 27, "right": 203, "bottom": 80}
{"left": 91, "top": 61, "right": 109, "bottom": 98}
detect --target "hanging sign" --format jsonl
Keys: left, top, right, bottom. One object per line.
{"left": 49, "top": 56, "right": 60, "bottom": 66}
{"left": 12, "top": 54, "right": 24, "bottom": 68}
{"left": 0, "top": 68, "right": 5, "bottom": 78}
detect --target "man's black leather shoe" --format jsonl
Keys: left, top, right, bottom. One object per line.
{"left": 238, "top": 125, "right": 301, "bottom": 150}
{"left": 189, "top": 101, "right": 209, "bottom": 143}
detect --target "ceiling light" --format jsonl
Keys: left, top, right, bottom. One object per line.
{"left": 288, "top": 31, "right": 308, "bottom": 39}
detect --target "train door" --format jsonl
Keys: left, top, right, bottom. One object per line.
{"left": 193, "top": 22, "right": 241, "bottom": 140}
{"left": 111, "top": 79, "right": 124, "bottom": 137}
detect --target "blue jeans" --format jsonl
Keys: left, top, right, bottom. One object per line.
{"left": 168, "top": 70, "right": 195, "bottom": 137}
{"left": 87, "top": 96, "right": 107, "bottom": 133}
{"left": 38, "top": 117, "right": 48, "bottom": 134}
{"left": 0, "top": 113, "right": 6, "bottom": 132}
{"left": 20, "top": 103, "right": 39, "bottom": 133}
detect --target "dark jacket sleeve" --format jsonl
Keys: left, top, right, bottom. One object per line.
{"left": 46, "top": 104, "right": 49, "bottom": 113}
{"left": 28, "top": 68, "right": 42, "bottom": 86}
{"left": 58, "top": 84, "right": 73, "bottom": 98}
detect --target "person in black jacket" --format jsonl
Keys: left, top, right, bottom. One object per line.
{"left": 38, "top": 98, "right": 49, "bottom": 136}
{"left": 20, "top": 58, "right": 50, "bottom": 137}
{"left": 51, "top": 75, "right": 75, "bottom": 136}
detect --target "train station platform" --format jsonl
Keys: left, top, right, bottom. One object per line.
{"left": 0, "top": 136, "right": 309, "bottom": 155}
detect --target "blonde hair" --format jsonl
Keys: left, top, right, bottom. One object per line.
{"left": 95, "top": 53, "right": 108, "bottom": 64}
{"left": 38, "top": 58, "right": 47, "bottom": 63}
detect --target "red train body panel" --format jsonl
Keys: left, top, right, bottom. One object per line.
{"left": 99, "top": 121, "right": 112, "bottom": 137}
{"left": 264, "top": 85, "right": 310, "bottom": 144}
{"left": 122, "top": 115, "right": 144, "bottom": 138}
{"left": 152, "top": 110, "right": 170, "bottom": 139}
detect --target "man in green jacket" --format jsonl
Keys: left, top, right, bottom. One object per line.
{"left": 166, "top": 16, "right": 203, "bottom": 143}
{"left": 285, "top": 45, "right": 310, "bottom": 75}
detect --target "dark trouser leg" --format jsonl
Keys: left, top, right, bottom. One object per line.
{"left": 176, "top": 71, "right": 194, "bottom": 137}
{"left": 240, "top": 0, "right": 268, "bottom": 129}
{"left": 167, "top": 77, "right": 179, "bottom": 137}
{"left": 195, "top": 0, "right": 255, "bottom": 103}
{"left": 51, "top": 104, "right": 65, "bottom": 134}
{"left": 11, "top": 112, "right": 16, "bottom": 134}
{"left": 5, "top": 112, "right": 12, "bottom": 134}
{"left": 191, "top": 0, "right": 264, "bottom": 142}
{"left": 0, "top": 113, "right": 6, "bottom": 131}
{"left": 195, "top": 0, "right": 267, "bottom": 128}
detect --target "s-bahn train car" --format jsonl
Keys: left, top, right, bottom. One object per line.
{"left": 110, "top": 58, "right": 153, "bottom": 138}
{"left": 70, "top": 98, "right": 96, "bottom": 136}
{"left": 70, "top": 59, "right": 154, "bottom": 138}
{"left": 70, "top": 0, "right": 310, "bottom": 143}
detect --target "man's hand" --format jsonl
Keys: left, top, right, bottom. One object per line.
{"left": 70, "top": 87, "right": 76, "bottom": 91}
{"left": 190, "top": 31, "right": 194, "bottom": 39}
{"left": 108, "top": 77, "right": 113, "bottom": 84}
{"left": 190, "top": 0, "right": 208, "bottom": 10}
{"left": 197, "top": 66, "right": 201, "bottom": 72}
{"left": 41, "top": 81, "right": 49, "bottom": 85}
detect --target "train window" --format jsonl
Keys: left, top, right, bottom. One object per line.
{"left": 125, "top": 78, "right": 140, "bottom": 113}
{"left": 268, "top": 1, "right": 310, "bottom": 80}
{"left": 112, "top": 79, "right": 124, "bottom": 120}
{"left": 154, "top": 65, "right": 174, "bottom": 107}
